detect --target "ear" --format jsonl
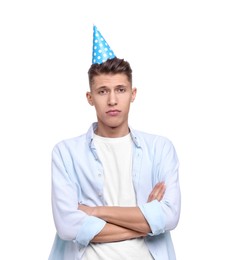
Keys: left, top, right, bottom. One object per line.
{"left": 86, "top": 92, "right": 94, "bottom": 106}
{"left": 131, "top": 87, "right": 137, "bottom": 102}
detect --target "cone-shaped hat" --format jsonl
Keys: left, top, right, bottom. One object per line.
{"left": 92, "top": 25, "right": 116, "bottom": 64}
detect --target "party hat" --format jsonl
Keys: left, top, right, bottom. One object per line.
{"left": 92, "top": 25, "right": 116, "bottom": 64}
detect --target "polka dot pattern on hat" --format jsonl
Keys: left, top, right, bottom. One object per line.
{"left": 92, "top": 25, "right": 116, "bottom": 64}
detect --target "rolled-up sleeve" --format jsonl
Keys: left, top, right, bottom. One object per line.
{"left": 74, "top": 215, "right": 106, "bottom": 246}
{"left": 139, "top": 200, "right": 165, "bottom": 235}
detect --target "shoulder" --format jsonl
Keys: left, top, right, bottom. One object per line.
{"left": 132, "top": 129, "right": 174, "bottom": 148}
{"left": 53, "top": 123, "right": 96, "bottom": 151}
{"left": 133, "top": 129, "right": 179, "bottom": 164}
{"left": 52, "top": 133, "right": 87, "bottom": 154}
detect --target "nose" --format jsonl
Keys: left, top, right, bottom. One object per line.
{"left": 108, "top": 91, "right": 117, "bottom": 106}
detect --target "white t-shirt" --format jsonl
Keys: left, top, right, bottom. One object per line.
{"left": 83, "top": 133, "right": 153, "bottom": 260}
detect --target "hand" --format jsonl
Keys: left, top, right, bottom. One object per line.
{"left": 147, "top": 182, "right": 166, "bottom": 203}
{"left": 78, "top": 204, "right": 95, "bottom": 215}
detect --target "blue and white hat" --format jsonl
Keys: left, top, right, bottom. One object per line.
{"left": 92, "top": 25, "right": 116, "bottom": 64}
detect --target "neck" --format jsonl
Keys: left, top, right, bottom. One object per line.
{"left": 95, "top": 124, "right": 129, "bottom": 138}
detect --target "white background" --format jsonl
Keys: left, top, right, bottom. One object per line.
{"left": 0, "top": 1, "right": 230, "bottom": 259}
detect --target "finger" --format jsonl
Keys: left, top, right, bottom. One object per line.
{"left": 147, "top": 182, "right": 166, "bottom": 202}
{"left": 156, "top": 185, "right": 166, "bottom": 201}
{"left": 155, "top": 183, "right": 166, "bottom": 201}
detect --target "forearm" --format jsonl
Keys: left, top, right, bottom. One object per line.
{"left": 78, "top": 182, "right": 165, "bottom": 236}
{"left": 91, "top": 222, "right": 146, "bottom": 243}
{"left": 93, "top": 206, "right": 151, "bottom": 234}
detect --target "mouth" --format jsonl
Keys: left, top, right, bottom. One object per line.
{"left": 106, "top": 109, "right": 121, "bottom": 116}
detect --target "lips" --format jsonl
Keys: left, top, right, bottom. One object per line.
{"left": 106, "top": 109, "right": 121, "bottom": 116}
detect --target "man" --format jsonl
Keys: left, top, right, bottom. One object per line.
{"left": 49, "top": 26, "right": 181, "bottom": 260}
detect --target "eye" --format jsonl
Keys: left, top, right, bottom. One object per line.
{"left": 116, "top": 87, "right": 126, "bottom": 93}
{"left": 98, "top": 89, "right": 109, "bottom": 95}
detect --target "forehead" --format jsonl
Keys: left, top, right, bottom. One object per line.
{"left": 91, "top": 73, "right": 131, "bottom": 89}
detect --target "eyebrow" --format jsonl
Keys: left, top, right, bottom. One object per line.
{"left": 95, "top": 84, "right": 127, "bottom": 90}
{"left": 97, "top": 86, "right": 107, "bottom": 89}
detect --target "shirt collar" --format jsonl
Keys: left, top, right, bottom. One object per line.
{"left": 86, "top": 122, "right": 141, "bottom": 148}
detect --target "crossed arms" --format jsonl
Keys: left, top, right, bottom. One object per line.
{"left": 78, "top": 182, "right": 166, "bottom": 243}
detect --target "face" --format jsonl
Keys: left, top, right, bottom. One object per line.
{"left": 86, "top": 73, "right": 136, "bottom": 136}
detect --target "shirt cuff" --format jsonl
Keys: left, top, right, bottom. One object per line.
{"left": 74, "top": 216, "right": 106, "bottom": 246}
{"left": 139, "top": 200, "right": 165, "bottom": 236}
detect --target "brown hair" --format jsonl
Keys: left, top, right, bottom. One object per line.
{"left": 88, "top": 57, "right": 132, "bottom": 88}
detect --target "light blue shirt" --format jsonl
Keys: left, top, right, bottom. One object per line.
{"left": 49, "top": 123, "right": 181, "bottom": 260}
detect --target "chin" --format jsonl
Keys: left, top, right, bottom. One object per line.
{"left": 99, "top": 117, "right": 127, "bottom": 129}
{"left": 107, "top": 123, "right": 120, "bottom": 129}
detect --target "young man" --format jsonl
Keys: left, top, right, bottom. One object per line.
{"left": 48, "top": 26, "right": 181, "bottom": 260}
